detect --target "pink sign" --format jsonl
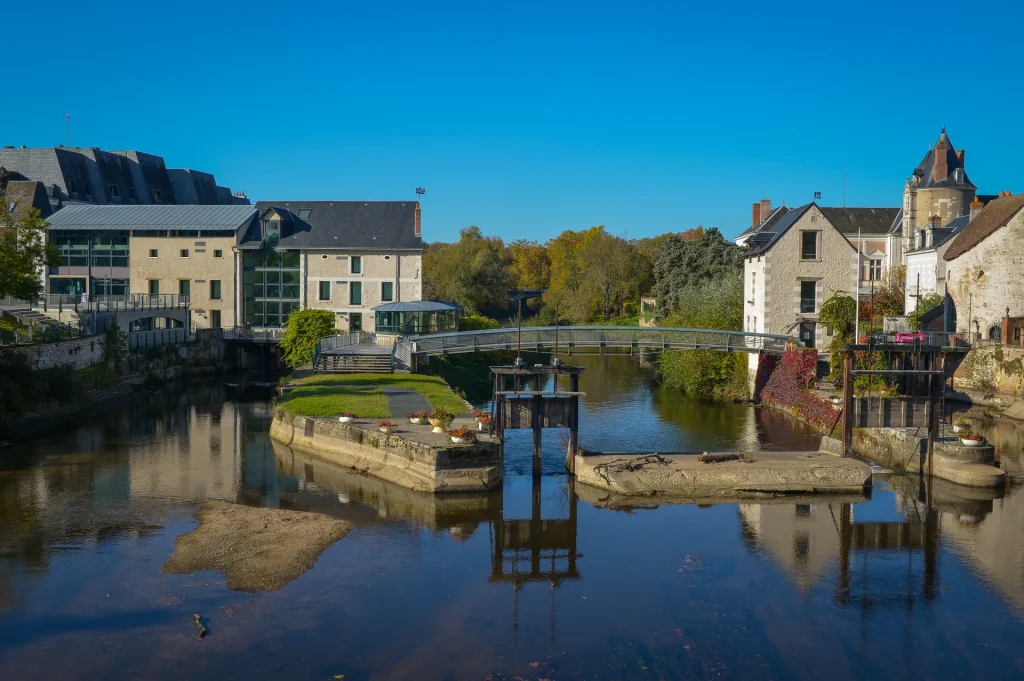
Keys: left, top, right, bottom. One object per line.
{"left": 894, "top": 332, "right": 925, "bottom": 343}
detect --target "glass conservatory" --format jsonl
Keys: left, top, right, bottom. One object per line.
{"left": 373, "top": 301, "right": 462, "bottom": 335}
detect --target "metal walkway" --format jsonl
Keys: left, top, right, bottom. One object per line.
{"left": 398, "top": 326, "right": 792, "bottom": 358}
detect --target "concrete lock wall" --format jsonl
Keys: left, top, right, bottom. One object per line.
{"left": 270, "top": 411, "right": 501, "bottom": 493}
{"left": 9, "top": 335, "right": 106, "bottom": 370}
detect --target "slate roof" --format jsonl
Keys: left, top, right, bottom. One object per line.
{"left": 2, "top": 180, "right": 53, "bottom": 219}
{"left": 737, "top": 205, "right": 790, "bottom": 242}
{"left": 944, "top": 194, "right": 1024, "bottom": 261}
{"left": 819, "top": 207, "right": 901, "bottom": 235}
{"left": 905, "top": 214, "right": 969, "bottom": 255}
{"left": 745, "top": 203, "right": 812, "bottom": 256}
{"left": 239, "top": 201, "right": 423, "bottom": 250}
{"left": 911, "top": 128, "right": 975, "bottom": 191}
{"left": 46, "top": 204, "right": 258, "bottom": 231}
{"left": 887, "top": 207, "right": 905, "bottom": 234}
{"left": 372, "top": 301, "right": 461, "bottom": 312}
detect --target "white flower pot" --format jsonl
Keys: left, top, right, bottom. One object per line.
{"left": 450, "top": 436, "right": 471, "bottom": 444}
{"left": 952, "top": 424, "right": 962, "bottom": 433}
{"left": 478, "top": 422, "right": 488, "bottom": 431}
{"left": 339, "top": 416, "right": 354, "bottom": 423}
{"left": 432, "top": 426, "right": 445, "bottom": 434}
{"left": 379, "top": 427, "right": 391, "bottom": 434}
{"left": 409, "top": 418, "right": 424, "bottom": 425}
{"left": 960, "top": 438, "right": 984, "bottom": 447}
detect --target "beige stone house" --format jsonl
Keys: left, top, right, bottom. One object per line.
{"left": 240, "top": 202, "right": 424, "bottom": 333}
{"left": 944, "top": 193, "right": 1024, "bottom": 340}
{"left": 743, "top": 203, "right": 899, "bottom": 353}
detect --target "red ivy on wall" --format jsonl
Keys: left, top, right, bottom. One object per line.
{"left": 759, "top": 344, "right": 840, "bottom": 433}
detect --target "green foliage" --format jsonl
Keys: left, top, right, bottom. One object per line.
{"left": 423, "top": 227, "right": 512, "bottom": 315}
{"left": 0, "top": 190, "right": 60, "bottom": 301}
{"left": 656, "top": 278, "right": 746, "bottom": 400}
{"left": 651, "top": 228, "right": 745, "bottom": 318}
{"left": 459, "top": 314, "right": 501, "bottom": 331}
{"left": 908, "top": 292, "right": 944, "bottom": 330}
{"left": 103, "top": 320, "right": 128, "bottom": 363}
{"left": 819, "top": 292, "right": 856, "bottom": 383}
{"left": 872, "top": 265, "right": 906, "bottom": 317}
{"left": 75, "top": 364, "right": 119, "bottom": 391}
{"left": 0, "top": 353, "right": 80, "bottom": 435}
{"left": 280, "top": 309, "right": 337, "bottom": 368}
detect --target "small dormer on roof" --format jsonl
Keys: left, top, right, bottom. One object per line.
{"left": 259, "top": 206, "right": 295, "bottom": 247}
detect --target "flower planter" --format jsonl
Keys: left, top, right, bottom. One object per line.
{"left": 380, "top": 427, "right": 392, "bottom": 434}
{"left": 952, "top": 424, "right": 963, "bottom": 434}
{"left": 960, "top": 438, "right": 984, "bottom": 447}
{"left": 409, "top": 418, "right": 425, "bottom": 425}
{"left": 338, "top": 416, "right": 354, "bottom": 424}
{"left": 450, "top": 436, "right": 473, "bottom": 444}
{"left": 477, "top": 421, "right": 488, "bottom": 431}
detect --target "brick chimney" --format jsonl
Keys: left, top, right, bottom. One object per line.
{"left": 414, "top": 202, "right": 422, "bottom": 237}
{"left": 752, "top": 202, "right": 760, "bottom": 226}
{"left": 970, "top": 196, "right": 984, "bottom": 221}
{"left": 760, "top": 199, "right": 771, "bottom": 223}
{"left": 934, "top": 134, "right": 949, "bottom": 181}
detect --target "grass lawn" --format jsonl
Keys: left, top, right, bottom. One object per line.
{"left": 278, "top": 373, "right": 467, "bottom": 419}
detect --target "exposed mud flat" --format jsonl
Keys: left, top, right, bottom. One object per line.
{"left": 163, "top": 501, "right": 351, "bottom": 593}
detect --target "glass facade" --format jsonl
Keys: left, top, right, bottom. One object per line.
{"left": 243, "top": 250, "right": 300, "bottom": 328}
{"left": 51, "top": 231, "right": 129, "bottom": 267}
{"left": 91, "top": 278, "right": 129, "bottom": 297}
{"left": 374, "top": 309, "right": 460, "bottom": 335}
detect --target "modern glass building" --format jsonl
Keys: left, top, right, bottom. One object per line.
{"left": 241, "top": 250, "right": 301, "bottom": 327}
{"left": 373, "top": 301, "right": 461, "bottom": 335}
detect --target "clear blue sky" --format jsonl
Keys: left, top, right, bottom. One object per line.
{"left": 4, "top": 0, "right": 1022, "bottom": 242}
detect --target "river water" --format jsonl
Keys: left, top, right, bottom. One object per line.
{"left": 1, "top": 355, "right": 1023, "bottom": 680}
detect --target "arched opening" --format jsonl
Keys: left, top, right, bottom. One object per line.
{"left": 989, "top": 325, "right": 1002, "bottom": 341}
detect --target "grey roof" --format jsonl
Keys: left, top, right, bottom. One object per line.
{"left": 239, "top": 201, "right": 423, "bottom": 250}
{"left": 46, "top": 204, "right": 257, "bottom": 231}
{"left": 905, "top": 215, "right": 970, "bottom": 255}
{"left": 746, "top": 203, "right": 812, "bottom": 255}
{"left": 819, "top": 207, "right": 901, "bottom": 235}
{"left": 887, "top": 207, "right": 905, "bottom": 234}
{"left": 911, "top": 128, "right": 975, "bottom": 191}
{"left": 372, "top": 300, "right": 462, "bottom": 312}
{"left": 737, "top": 205, "right": 790, "bottom": 241}
{"left": 1, "top": 180, "right": 53, "bottom": 219}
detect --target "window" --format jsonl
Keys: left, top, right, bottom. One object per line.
{"left": 211, "top": 310, "right": 221, "bottom": 328}
{"left": 214, "top": 249, "right": 223, "bottom": 258}
{"left": 350, "top": 312, "right": 363, "bottom": 331}
{"left": 149, "top": 249, "right": 158, "bottom": 258}
{"left": 128, "top": 187, "right": 136, "bottom": 201}
{"left": 6, "top": 201, "right": 15, "bottom": 213}
{"left": 179, "top": 280, "right": 190, "bottom": 298}
{"left": 751, "top": 271, "right": 756, "bottom": 298}
{"left": 164, "top": 191, "right": 173, "bottom": 202}
{"left": 318, "top": 280, "right": 331, "bottom": 301}
{"left": 210, "top": 280, "right": 222, "bottom": 300}
{"left": 800, "top": 280, "right": 816, "bottom": 313}
{"left": 350, "top": 281, "right": 362, "bottom": 305}
{"left": 152, "top": 189, "right": 161, "bottom": 203}
{"left": 381, "top": 281, "right": 394, "bottom": 302}
{"left": 297, "top": 209, "right": 312, "bottom": 219}
{"left": 350, "top": 256, "right": 362, "bottom": 274}
{"left": 148, "top": 280, "right": 160, "bottom": 295}
{"left": 180, "top": 249, "right": 189, "bottom": 258}
{"left": 800, "top": 231, "right": 818, "bottom": 259}
{"left": 989, "top": 326, "right": 1002, "bottom": 341}
{"left": 868, "top": 259, "right": 882, "bottom": 281}
{"left": 798, "top": 322, "right": 816, "bottom": 348}
{"left": 753, "top": 316, "right": 757, "bottom": 332}
{"left": 108, "top": 184, "right": 120, "bottom": 199}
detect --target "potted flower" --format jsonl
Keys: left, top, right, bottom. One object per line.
{"left": 428, "top": 408, "right": 454, "bottom": 434}
{"left": 960, "top": 430, "right": 985, "bottom": 447}
{"left": 338, "top": 412, "right": 356, "bottom": 424}
{"left": 477, "top": 413, "right": 491, "bottom": 431}
{"left": 378, "top": 419, "right": 397, "bottom": 434}
{"left": 448, "top": 426, "right": 477, "bottom": 444}
{"left": 407, "top": 411, "right": 430, "bottom": 425}
{"left": 473, "top": 410, "right": 487, "bottom": 423}
{"left": 952, "top": 419, "right": 968, "bottom": 434}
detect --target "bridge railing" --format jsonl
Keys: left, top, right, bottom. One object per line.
{"left": 400, "top": 326, "right": 792, "bottom": 356}
{"left": 312, "top": 331, "right": 374, "bottom": 368}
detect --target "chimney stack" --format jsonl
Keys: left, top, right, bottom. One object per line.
{"left": 934, "top": 133, "right": 949, "bottom": 181}
{"left": 970, "top": 196, "right": 984, "bottom": 221}
{"left": 760, "top": 199, "right": 772, "bottom": 224}
{"left": 752, "top": 202, "right": 760, "bottom": 227}
{"left": 414, "top": 203, "right": 422, "bottom": 237}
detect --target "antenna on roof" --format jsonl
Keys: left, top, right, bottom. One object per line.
{"left": 62, "top": 113, "right": 71, "bottom": 147}
{"left": 415, "top": 187, "right": 426, "bottom": 197}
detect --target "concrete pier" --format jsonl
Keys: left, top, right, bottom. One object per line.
{"left": 572, "top": 451, "right": 871, "bottom": 500}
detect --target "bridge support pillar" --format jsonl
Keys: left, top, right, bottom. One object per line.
{"left": 532, "top": 393, "right": 543, "bottom": 477}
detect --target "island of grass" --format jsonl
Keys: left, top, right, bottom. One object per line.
{"left": 278, "top": 373, "right": 468, "bottom": 419}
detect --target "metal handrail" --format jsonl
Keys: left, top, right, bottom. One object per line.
{"left": 312, "top": 331, "right": 373, "bottom": 368}
{"left": 396, "top": 325, "right": 794, "bottom": 357}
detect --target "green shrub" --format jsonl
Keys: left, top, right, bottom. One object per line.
{"left": 280, "top": 309, "right": 338, "bottom": 368}
{"left": 459, "top": 314, "right": 501, "bottom": 331}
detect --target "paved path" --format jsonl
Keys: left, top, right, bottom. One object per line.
{"left": 384, "top": 386, "right": 431, "bottom": 418}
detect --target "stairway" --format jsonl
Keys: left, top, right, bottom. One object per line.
{"left": 316, "top": 352, "right": 393, "bottom": 374}
{"left": 7, "top": 308, "right": 71, "bottom": 330}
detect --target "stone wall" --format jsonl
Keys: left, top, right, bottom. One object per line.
{"left": 11, "top": 335, "right": 105, "bottom": 370}
{"left": 270, "top": 410, "right": 501, "bottom": 493}
{"left": 953, "top": 344, "right": 1024, "bottom": 400}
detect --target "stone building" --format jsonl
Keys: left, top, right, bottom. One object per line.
{"left": 45, "top": 204, "right": 259, "bottom": 329}
{"left": 889, "top": 128, "right": 982, "bottom": 269}
{"left": 743, "top": 202, "right": 898, "bottom": 354}
{"left": 944, "top": 193, "right": 1024, "bottom": 339}
{"left": 238, "top": 202, "right": 424, "bottom": 333}
{"left": 0, "top": 146, "right": 248, "bottom": 211}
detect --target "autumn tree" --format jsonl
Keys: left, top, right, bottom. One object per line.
{"left": 506, "top": 239, "right": 551, "bottom": 290}
{"left": 423, "top": 226, "right": 512, "bottom": 316}
{"left": 0, "top": 190, "right": 58, "bottom": 301}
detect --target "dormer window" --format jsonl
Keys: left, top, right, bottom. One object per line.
{"left": 954, "top": 168, "right": 965, "bottom": 182}
{"left": 265, "top": 219, "right": 281, "bottom": 248}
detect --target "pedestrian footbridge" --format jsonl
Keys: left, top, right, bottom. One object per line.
{"left": 314, "top": 326, "right": 793, "bottom": 374}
